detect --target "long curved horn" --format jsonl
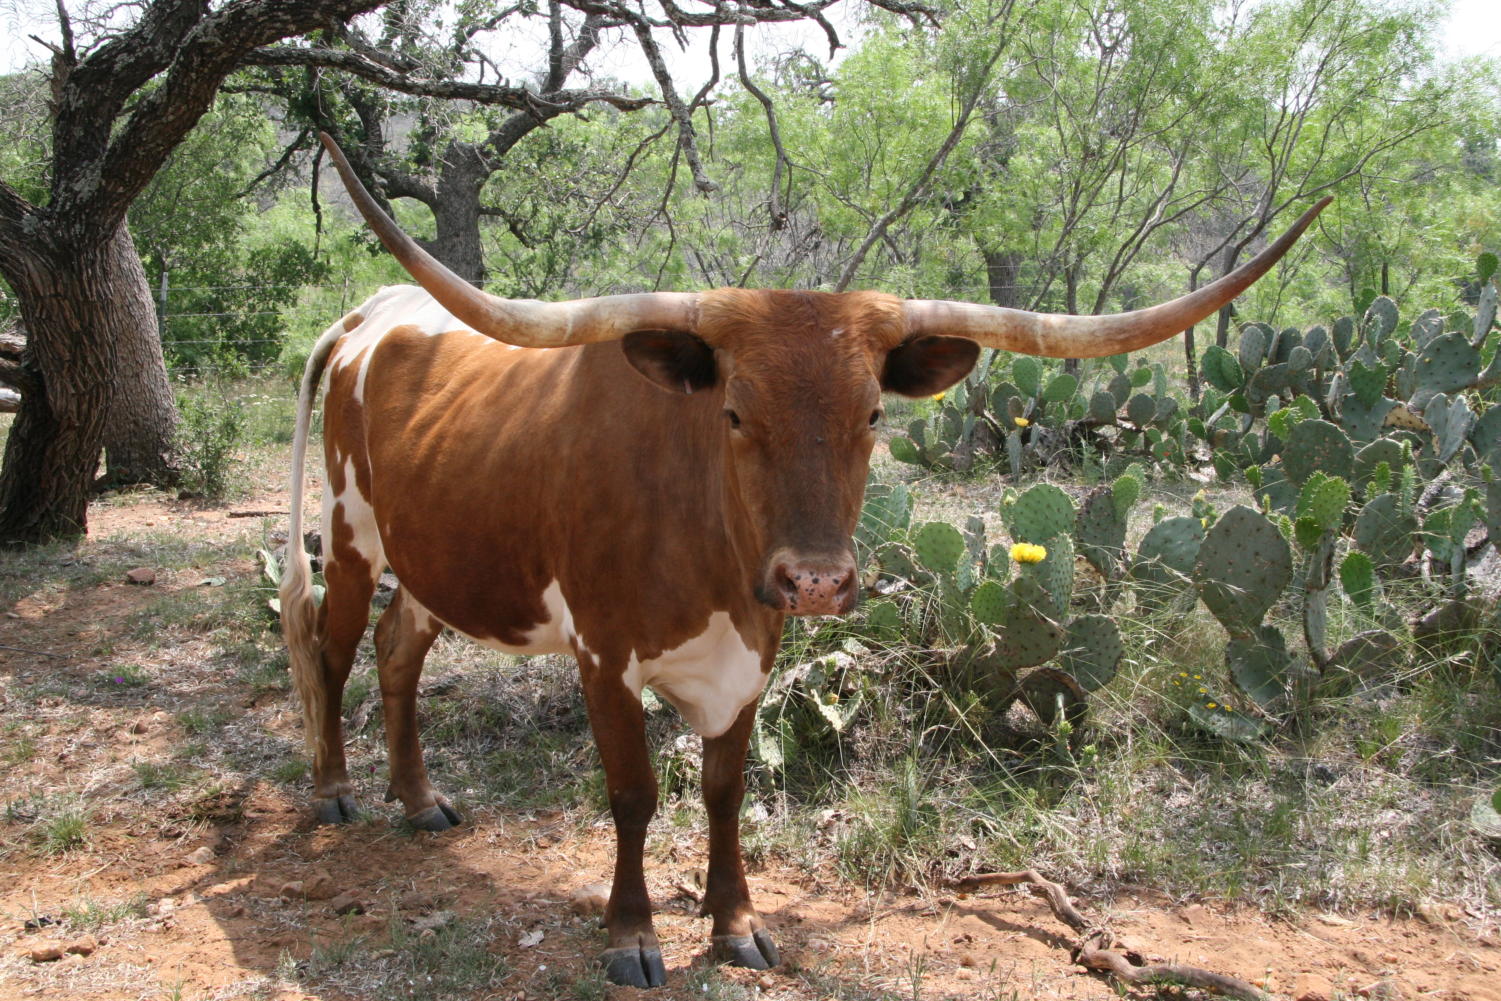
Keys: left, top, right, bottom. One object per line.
{"left": 318, "top": 133, "right": 698, "bottom": 346}
{"left": 902, "top": 198, "right": 1331, "bottom": 358}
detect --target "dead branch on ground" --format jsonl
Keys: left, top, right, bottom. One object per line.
{"left": 952, "top": 870, "right": 1269, "bottom": 1001}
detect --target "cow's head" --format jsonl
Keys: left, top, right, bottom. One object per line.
{"left": 320, "top": 134, "right": 1327, "bottom": 618}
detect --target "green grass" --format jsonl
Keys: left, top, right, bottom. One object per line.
{"left": 62, "top": 892, "right": 150, "bottom": 930}
{"left": 133, "top": 761, "right": 195, "bottom": 792}
{"left": 95, "top": 662, "right": 151, "bottom": 688}
{"left": 37, "top": 806, "right": 90, "bottom": 855}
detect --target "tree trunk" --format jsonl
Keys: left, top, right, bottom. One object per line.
{"left": 982, "top": 246, "right": 1025, "bottom": 309}
{"left": 99, "top": 225, "right": 178, "bottom": 487}
{"left": 418, "top": 144, "right": 489, "bottom": 286}
{"left": 0, "top": 223, "right": 154, "bottom": 544}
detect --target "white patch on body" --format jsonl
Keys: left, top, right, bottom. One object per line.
{"left": 330, "top": 286, "right": 516, "bottom": 406}
{"left": 829, "top": 326, "right": 845, "bottom": 339}
{"left": 324, "top": 456, "right": 385, "bottom": 585}
{"left": 431, "top": 577, "right": 764, "bottom": 739}
{"left": 631, "top": 613, "right": 766, "bottom": 739}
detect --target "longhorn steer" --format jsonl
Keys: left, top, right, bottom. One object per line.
{"left": 282, "top": 134, "right": 1326, "bottom": 987}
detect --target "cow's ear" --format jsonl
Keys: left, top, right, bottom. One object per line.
{"left": 621, "top": 330, "right": 718, "bottom": 395}
{"left": 881, "top": 335, "right": 980, "bottom": 397}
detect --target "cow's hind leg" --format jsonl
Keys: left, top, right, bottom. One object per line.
{"left": 701, "top": 704, "right": 780, "bottom": 969}
{"left": 373, "top": 589, "right": 456, "bottom": 832}
{"left": 580, "top": 659, "right": 665, "bottom": 988}
{"left": 308, "top": 549, "right": 378, "bottom": 825}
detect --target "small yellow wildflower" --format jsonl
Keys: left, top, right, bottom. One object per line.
{"left": 1207, "top": 702, "right": 1218, "bottom": 709}
{"left": 1193, "top": 674, "right": 1202, "bottom": 680}
{"left": 1014, "top": 417, "right": 1030, "bottom": 427}
{"left": 1010, "top": 542, "right": 1047, "bottom": 564}
{"left": 1178, "top": 672, "right": 1188, "bottom": 678}
{"left": 932, "top": 392, "right": 946, "bottom": 401}
{"left": 1198, "top": 687, "right": 1207, "bottom": 694}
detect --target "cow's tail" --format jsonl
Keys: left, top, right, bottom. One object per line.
{"left": 282, "top": 313, "right": 351, "bottom": 759}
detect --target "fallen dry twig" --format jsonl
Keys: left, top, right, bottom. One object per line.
{"left": 953, "top": 870, "right": 1268, "bottom": 1001}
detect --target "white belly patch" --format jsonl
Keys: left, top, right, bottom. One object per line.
{"left": 626, "top": 612, "right": 767, "bottom": 739}
{"left": 420, "top": 577, "right": 767, "bottom": 739}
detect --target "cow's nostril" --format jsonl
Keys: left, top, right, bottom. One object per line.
{"left": 773, "top": 564, "right": 801, "bottom": 606}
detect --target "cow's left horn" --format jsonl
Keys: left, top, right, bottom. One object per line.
{"left": 318, "top": 133, "right": 698, "bottom": 346}
{"left": 901, "top": 197, "right": 1331, "bottom": 359}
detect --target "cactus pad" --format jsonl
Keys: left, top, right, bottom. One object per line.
{"left": 1424, "top": 393, "right": 1474, "bottom": 465}
{"left": 1282, "top": 419, "right": 1354, "bottom": 484}
{"left": 1339, "top": 550, "right": 1376, "bottom": 610}
{"left": 970, "top": 579, "right": 1008, "bottom": 626}
{"left": 1130, "top": 515, "right": 1205, "bottom": 612}
{"left": 1088, "top": 390, "right": 1118, "bottom": 424}
{"left": 1076, "top": 486, "right": 1127, "bottom": 579}
{"left": 1411, "top": 332, "right": 1480, "bottom": 409}
{"left": 1060, "top": 614, "right": 1122, "bottom": 691}
{"left": 888, "top": 435, "right": 923, "bottom": 465}
{"left": 1013, "top": 356, "right": 1042, "bottom": 397}
{"left": 1202, "top": 345, "right": 1245, "bottom": 393}
{"left": 1123, "top": 393, "right": 1154, "bottom": 426}
{"left": 1003, "top": 483, "right": 1076, "bottom": 544}
{"left": 1196, "top": 505, "right": 1293, "bottom": 637}
{"left": 1226, "top": 625, "right": 1293, "bottom": 710}
{"left": 857, "top": 482, "right": 912, "bottom": 551}
{"left": 912, "top": 521, "right": 965, "bottom": 574}
{"left": 1352, "top": 493, "right": 1417, "bottom": 569}
{"left": 1238, "top": 324, "right": 1269, "bottom": 372}
{"left": 1353, "top": 439, "right": 1403, "bottom": 493}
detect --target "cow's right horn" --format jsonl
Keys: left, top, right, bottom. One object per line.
{"left": 319, "top": 133, "right": 699, "bottom": 346}
{"left": 901, "top": 197, "right": 1331, "bottom": 359}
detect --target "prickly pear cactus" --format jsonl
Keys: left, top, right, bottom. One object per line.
{"left": 1353, "top": 438, "right": 1403, "bottom": 494}
{"left": 1059, "top": 614, "right": 1122, "bottom": 691}
{"left": 1411, "top": 332, "right": 1480, "bottom": 410}
{"left": 1018, "top": 534, "right": 1075, "bottom": 620}
{"left": 1423, "top": 393, "right": 1474, "bottom": 465}
{"left": 1130, "top": 515, "right": 1206, "bottom": 613}
{"left": 1352, "top": 493, "right": 1417, "bottom": 569}
{"left": 1339, "top": 550, "right": 1377, "bottom": 611}
{"left": 1075, "top": 485, "right": 1127, "bottom": 580}
{"left": 1282, "top": 419, "right": 1354, "bottom": 485}
{"left": 913, "top": 522, "right": 965, "bottom": 575}
{"left": 1002, "top": 483, "right": 1076, "bottom": 545}
{"left": 993, "top": 577, "right": 1067, "bottom": 670}
{"left": 856, "top": 482, "right": 912, "bottom": 552}
{"left": 1195, "top": 505, "right": 1293, "bottom": 638}
{"left": 970, "top": 579, "right": 1008, "bottom": 626}
{"left": 1226, "top": 625, "right": 1294, "bottom": 710}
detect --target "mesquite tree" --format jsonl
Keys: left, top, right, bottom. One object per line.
{"left": 0, "top": 0, "right": 384, "bottom": 545}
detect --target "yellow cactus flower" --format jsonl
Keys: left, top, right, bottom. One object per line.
{"left": 1010, "top": 542, "right": 1047, "bottom": 564}
{"left": 1014, "top": 417, "right": 1030, "bottom": 427}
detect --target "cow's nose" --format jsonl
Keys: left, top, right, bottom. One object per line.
{"left": 766, "top": 556, "right": 858, "bottom": 616}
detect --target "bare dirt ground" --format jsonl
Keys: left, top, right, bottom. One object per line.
{"left": 2, "top": 485, "right": 1500, "bottom": 1001}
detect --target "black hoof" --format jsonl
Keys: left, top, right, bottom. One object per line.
{"left": 406, "top": 801, "right": 462, "bottom": 832}
{"left": 600, "top": 944, "right": 667, "bottom": 988}
{"left": 712, "top": 929, "right": 780, "bottom": 970}
{"left": 313, "top": 794, "right": 361, "bottom": 825}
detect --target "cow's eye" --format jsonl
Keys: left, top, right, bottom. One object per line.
{"left": 725, "top": 409, "right": 742, "bottom": 430}
{"left": 869, "top": 410, "right": 883, "bottom": 428}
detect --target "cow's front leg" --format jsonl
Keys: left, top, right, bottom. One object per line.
{"left": 701, "top": 704, "right": 780, "bottom": 970}
{"left": 580, "top": 661, "right": 665, "bottom": 988}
